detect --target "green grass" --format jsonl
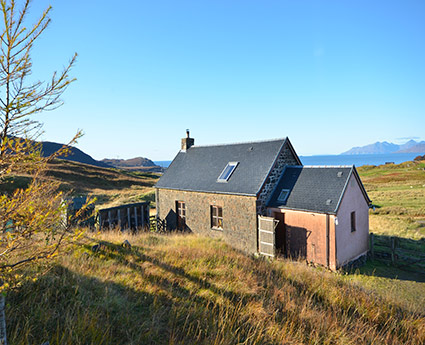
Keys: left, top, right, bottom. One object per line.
{"left": 358, "top": 160, "right": 425, "bottom": 239}
{"left": 5, "top": 232, "right": 425, "bottom": 345}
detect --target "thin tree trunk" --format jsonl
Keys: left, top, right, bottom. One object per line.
{"left": 0, "top": 292, "right": 6, "bottom": 345}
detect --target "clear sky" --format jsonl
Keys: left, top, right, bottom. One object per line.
{"left": 25, "top": 0, "right": 425, "bottom": 160}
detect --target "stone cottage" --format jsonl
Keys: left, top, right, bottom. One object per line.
{"left": 155, "top": 131, "right": 371, "bottom": 269}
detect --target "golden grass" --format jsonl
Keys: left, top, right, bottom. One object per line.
{"left": 5, "top": 232, "right": 425, "bottom": 345}
{"left": 43, "top": 159, "right": 159, "bottom": 208}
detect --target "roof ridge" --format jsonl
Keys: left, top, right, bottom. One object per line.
{"left": 189, "top": 137, "right": 287, "bottom": 149}
{"left": 302, "top": 165, "right": 354, "bottom": 168}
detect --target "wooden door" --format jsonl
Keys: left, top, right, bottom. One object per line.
{"left": 258, "top": 215, "right": 278, "bottom": 257}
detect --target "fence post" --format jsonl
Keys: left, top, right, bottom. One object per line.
{"left": 390, "top": 236, "right": 396, "bottom": 264}
{"left": 369, "top": 233, "right": 374, "bottom": 260}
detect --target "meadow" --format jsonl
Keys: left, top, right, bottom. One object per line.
{"left": 5, "top": 231, "right": 425, "bottom": 345}
{"left": 2, "top": 158, "right": 425, "bottom": 344}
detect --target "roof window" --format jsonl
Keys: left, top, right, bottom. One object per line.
{"left": 277, "top": 189, "right": 290, "bottom": 203}
{"left": 217, "top": 162, "right": 239, "bottom": 182}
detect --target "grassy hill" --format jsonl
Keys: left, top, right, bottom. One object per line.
{"left": 357, "top": 159, "right": 425, "bottom": 239}
{"left": 0, "top": 159, "right": 160, "bottom": 209}
{"left": 45, "top": 159, "right": 160, "bottom": 208}
{"left": 3, "top": 158, "right": 425, "bottom": 344}
{"left": 5, "top": 232, "right": 425, "bottom": 345}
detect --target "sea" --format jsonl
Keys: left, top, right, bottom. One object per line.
{"left": 155, "top": 152, "right": 423, "bottom": 169}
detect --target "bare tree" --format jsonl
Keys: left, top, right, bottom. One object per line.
{"left": 0, "top": 2, "right": 81, "bottom": 344}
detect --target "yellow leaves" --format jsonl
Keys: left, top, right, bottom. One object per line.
{"left": 46, "top": 252, "right": 58, "bottom": 259}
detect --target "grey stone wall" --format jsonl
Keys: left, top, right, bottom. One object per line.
{"left": 156, "top": 188, "right": 258, "bottom": 253}
{"left": 256, "top": 141, "right": 299, "bottom": 214}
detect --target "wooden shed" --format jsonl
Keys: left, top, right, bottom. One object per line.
{"left": 98, "top": 202, "right": 150, "bottom": 231}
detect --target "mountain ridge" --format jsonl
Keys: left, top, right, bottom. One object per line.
{"left": 341, "top": 140, "right": 425, "bottom": 155}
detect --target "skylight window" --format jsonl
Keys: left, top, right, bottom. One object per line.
{"left": 277, "top": 189, "right": 290, "bottom": 203}
{"left": 217, "top": 162, "right": 238, "bottom": 182}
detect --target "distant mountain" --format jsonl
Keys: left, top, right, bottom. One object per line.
{"left": 341, "top": 140, "right": 425, "bottom": 155}
{"left": 40, "top": 141, "right": 110, "bottom": 168}
{"left": 397, "top": 139, "right": 420, "bottom": 152}
{"left": 341, "top": 141, "right": 399, "bottom": 155}
{"left": 102, "top": 157, "right": 156, "bottom": 168}
{"left": 396, "top": 143, "right": 425, "bottom": 153}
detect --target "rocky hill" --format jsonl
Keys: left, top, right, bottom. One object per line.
{"left": 101, "top": 157, "right": 156, "bottom": 168}
{"left": 101, "top": 157, "right": 164, "bottom": 173}
{"left": 40, "top": 141, "right": 110, "bottom": 168}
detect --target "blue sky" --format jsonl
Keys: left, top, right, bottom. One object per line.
{"left": 26, "top": 0, "right": 425, "bottom": 160}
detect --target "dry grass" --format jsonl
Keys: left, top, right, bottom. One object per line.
{"left": 2, "top": 159, "right": 160, "bottom": 209}
{"left": 5, "top": 231, "right": 425, "bottom": 345}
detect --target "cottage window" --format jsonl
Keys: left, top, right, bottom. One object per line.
{"left": 217, "top": 162, "right": 238, "bottom": 182}
{"left": 351, "top": 211, "right": 356, "bottom": 232}
{"left": 176, "top": 201, "right": 186, "bottom": 230}
{"left": 211, "top": 205, "right": 223, "bottom": 229}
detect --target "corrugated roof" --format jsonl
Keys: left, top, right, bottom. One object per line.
{"left": 267, "top": 166, "right": 366, "bottom": 214}
{"left": 156, "top": 138, "right": 293, "bottom": 196}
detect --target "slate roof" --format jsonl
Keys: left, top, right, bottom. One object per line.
{"left": 155, "top": 138, "right": 300, "bottom": 196}
{"left": 267, "top": 166, "right": 370, "bottom": 214}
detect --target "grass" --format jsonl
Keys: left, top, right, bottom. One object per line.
{"left": 1, "top": 159, "right": 160, "bottom": 209}
{"left": 5, "top": 231, "right": 425, "bottom": 345}
{"left": 358, "top": 159, "right": 425, "bottom": 239}
{"left": 3, "top": 158, "right": 425, "bottom": 344}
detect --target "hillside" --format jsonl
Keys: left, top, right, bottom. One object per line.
{"left": 5, "top": 232, "right": 424, "bottom": 345}
{"left": 357, "top": 158, "right": 425, "bottom": 239}
{"left": 3, "top": 158, "right": 425, "bottom": 344}
{"left": 40, "top": 140, "right": 110, "bottom": 168}
{"left": 0, "top": 159, "right": 159, "bottom": 209}
{"left": 46, "top": 159, "right": 159, "bottom": 208}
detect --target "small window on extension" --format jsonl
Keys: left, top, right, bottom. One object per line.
{"left": 217, "top": 162, "right": 239, "bottom": 182}
{"left": 277, "top": 189, "right": 290, "bottom": 203}
{"left": 351, "top": 211, "right": 356, "bottom": 232}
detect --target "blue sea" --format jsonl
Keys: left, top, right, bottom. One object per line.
{"left": 155, "top": 153, "right": 423, "bottom": 169}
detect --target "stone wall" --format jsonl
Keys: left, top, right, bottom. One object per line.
{"left": 257, "top": 141, "right": 299, "bottom": 215}
{"left": 156, "top": 188, "right": 258, "bottom": 253}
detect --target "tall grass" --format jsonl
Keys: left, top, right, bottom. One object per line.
{"left": 5, "top": 232, "right": 424, "bottom": 344}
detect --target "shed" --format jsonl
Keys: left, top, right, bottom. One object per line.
{"left": 98, "top": 202, "right": 150, "bottom": 231}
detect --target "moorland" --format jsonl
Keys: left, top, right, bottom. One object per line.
{"left": 3, "top": 158, "right": 425, "bottom": 344}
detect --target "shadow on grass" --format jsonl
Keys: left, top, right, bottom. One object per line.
{"left": 354, "top": 259, "right": 425, "bottom": 283}
{"left": 6, "top": 238, "right": 279, "bottom": 345}
{"left": 355, "top": 234, "right": 425, "bottom": 283}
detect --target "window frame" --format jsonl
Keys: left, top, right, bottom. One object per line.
{"left": 277, "top": 189, "right": 290, "bottom": 203}
{"left": 210, "top": 205, "right": 223, "bottom": 230}
{"left": 217, "top": 162, "right": 239, "bottom": 182}
{"left": 176, "top": 201, "right": 186, "bottom": 230}
{"left": 350, "top": 211, "right": 356, "bottom": 232}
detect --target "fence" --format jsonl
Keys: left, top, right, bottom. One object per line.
{"left": 149, "top": 216, "right": 166, "bottom": 233}
{"left": 369, "top": 233, "right": 425, "bottom": 273}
